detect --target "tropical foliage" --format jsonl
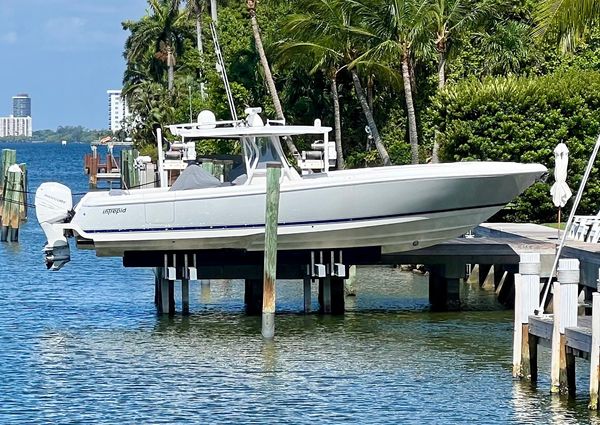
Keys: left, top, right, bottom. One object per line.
{"left": 119, "top": 0, "right": 600, "bottom": 222}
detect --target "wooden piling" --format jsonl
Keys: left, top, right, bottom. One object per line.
{"left": 1, "top": 164, "right": 24, "bottom": 241}
{"left": 551, "top": 258, "right": 579, "bottom": 394}
{"left": 262, "top": 163, "right": 281, "bottom": 339}
{"left": 0, "top": 149, "right": 16, "bottom": 220}
{"left": 590, "top": 292, "right": 600, "bottom": 409}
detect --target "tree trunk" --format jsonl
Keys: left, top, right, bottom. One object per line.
{"left": 249, "top": 11, "right": 299, "bottom": 157}
{"left": 437, "top": 50, "right": 446, "bottom": 89}
{"left": 167, "top": 49, "right": 174, "bottom": 94}
{"left": 367, "top": 74, "right": 374, "bottom": 111}
{"left": 351, "top": 69, "right": 391, "bottom": 166}
{"left": 196, "top": 17, "right": 203, "bottom": 55}
{"left": 331, "top": 72, "right": 345, "bottom": 169}
{"left": 409, "top": 58, "right": 417, "bottom": 95}
{"left": 401, "top": 55, "right": 419, "bottom": 164}
{"left": 431, "top": 47, "right": 447, "bottom": 164}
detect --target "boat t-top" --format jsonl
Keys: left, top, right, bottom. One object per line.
{"left": 35, "top": 107, "right": 547, "bottom": 270}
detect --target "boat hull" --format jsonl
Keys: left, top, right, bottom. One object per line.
{"left": 66, "top": 162, "right": 546, "bottom": 257}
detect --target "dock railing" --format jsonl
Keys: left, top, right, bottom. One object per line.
{"left": 514, "top": 256, "right": 600, "bottom": 409}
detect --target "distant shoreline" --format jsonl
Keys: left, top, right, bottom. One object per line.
{"left": 0, "top": 127, "right": 110, "bottom": 144}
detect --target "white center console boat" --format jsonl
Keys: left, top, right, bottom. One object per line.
{"left": 35, "top": 108, "right": 547, "bottom": 270}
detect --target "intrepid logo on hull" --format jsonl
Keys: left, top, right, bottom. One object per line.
{"left": 102, "top": 207, "right": 127, "bottom": 215}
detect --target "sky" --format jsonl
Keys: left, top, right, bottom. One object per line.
{"left": 0, "top": 0, "right": 148, "bottom": 130}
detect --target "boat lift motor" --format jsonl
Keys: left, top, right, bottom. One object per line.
{"left": 34, "top": 182, "right": 73, "bottom": 270}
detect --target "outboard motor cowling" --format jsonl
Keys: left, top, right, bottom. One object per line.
{"left": 35, "top": 183, "right": 73, "bottom": 270}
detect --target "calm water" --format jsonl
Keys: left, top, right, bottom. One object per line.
{"left": 0, "top": 141, "right": 598, "bottom": 424}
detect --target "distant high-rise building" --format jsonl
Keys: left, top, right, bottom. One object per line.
{"left": 107, "top": 90, "right": 130, "bottom": 132}
{"left": 12, "top": 94, "right": 31, "bottom": 117}
{"left": 0, "top": 116, "right": 32, "bottom": 138}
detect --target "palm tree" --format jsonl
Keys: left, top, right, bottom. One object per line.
{"left": 281, "top": 0, "right": 391, "bottom": 166}
{"left": 425, "top": 0, "right": 488, "bottom": 162}
{"left": 534, "top": 0, "right": 600, "bottom": 51}
{"left": 247, "top": 0, "right": 299, "bottom": 158}
{"left": 426, "top": 0, "right": 488, "bottom": 88}
{"left": 280, "top": 0, "right": 350, "bottom": 169}
{"left": 186, "top": 0, "right": 205, "bottom": 56}
{"left": 354, "top": 0, "right": 429, "bottom": 164}
{"left": 123, "top": 0, "right": 189, "bottom": 94}
{"left": 476, "top": 21, "right": 535, "bottom": 76}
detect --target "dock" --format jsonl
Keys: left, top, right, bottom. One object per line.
{"left": 122, "top": 222, "right": 573, "bottom": 315}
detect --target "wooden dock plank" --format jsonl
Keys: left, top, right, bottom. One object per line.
{"left": 529, "top": 314, "right": 593, "bottom": 354}
{"left": 529, "top": 315, "right": 553, "bottom": 341}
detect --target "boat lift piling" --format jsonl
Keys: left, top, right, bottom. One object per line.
{"left": 262, "top": 163, "right": 281, "bottom": 339}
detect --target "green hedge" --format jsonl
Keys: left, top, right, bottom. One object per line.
{"left": 427, "top": 69, "right": 600, "bottom": 222}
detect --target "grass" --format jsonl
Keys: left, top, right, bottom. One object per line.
{"left": 543, "top": 222, "right": 566, "bottom": 230}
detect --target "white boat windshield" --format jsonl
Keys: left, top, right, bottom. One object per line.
{"left": 242, "top": 135, "right": 292, "bottom": 183}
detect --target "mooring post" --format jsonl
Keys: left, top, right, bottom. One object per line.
{"left": 513, "top": 253, "right": 540, "bottom": 380}
{"left": 589, "top": 291, "right": 600, "bottom": 409}
{"left": 262, "top": 163, "right": 281, "bottom": 339}
{"left": 1, "top": 164, "right": 24, "bottom": 242}
{"left": 551, "top": 258, "right": 579, "bottom": 394}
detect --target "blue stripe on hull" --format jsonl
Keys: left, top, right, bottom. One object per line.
{"left": 82, "top": 202, "right": 507, "bottom": 235}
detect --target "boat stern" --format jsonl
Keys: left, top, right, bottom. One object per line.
{"left": 35, "top": 182, "right": 73, "bottom": 270}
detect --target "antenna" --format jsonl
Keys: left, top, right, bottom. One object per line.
{"left": 210, "top": 22, "right": 237, "bottom": 121}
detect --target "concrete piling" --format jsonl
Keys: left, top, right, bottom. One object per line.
{"left": 428, "top": 264, "right": 461, "bottom": 311}
{"left": 303, "top": 276, "right": 311, "bottom": 313}
{"left": 319, "top": 277, "right": 332, "bottom": 314}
